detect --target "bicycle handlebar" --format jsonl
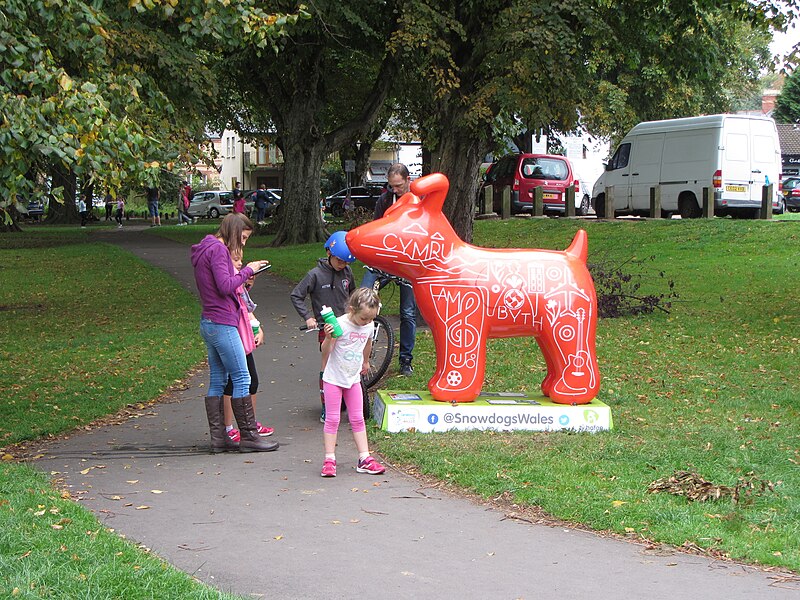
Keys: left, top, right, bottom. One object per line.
{"left": 363, "top": 265, "right": 412, "bottom": 288}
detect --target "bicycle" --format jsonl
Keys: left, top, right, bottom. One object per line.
{"left": 361, "top": 265, "right": 415, "bottom": 389}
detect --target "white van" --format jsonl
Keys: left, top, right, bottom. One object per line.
{"left": 592, "top": 114, "right": 783, "bottom": 218}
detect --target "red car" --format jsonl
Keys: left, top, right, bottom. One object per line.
{"left": 482, "top": 153, "right": 588, "bottom": 215}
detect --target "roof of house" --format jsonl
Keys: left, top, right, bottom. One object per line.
{"left": 777, "top": 123, "right": 800, "bottom": 155}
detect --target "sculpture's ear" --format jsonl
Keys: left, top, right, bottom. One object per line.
{"left": 410, "top": 173, "right": 449, "bottom": 213}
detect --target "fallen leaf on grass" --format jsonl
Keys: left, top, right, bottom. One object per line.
{"left": 611, "top": 500, "right": 627, "bottom": 507}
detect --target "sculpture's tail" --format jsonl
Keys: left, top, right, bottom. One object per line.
{"left": 565, "top": 229, "right": 588, "bottom": 263}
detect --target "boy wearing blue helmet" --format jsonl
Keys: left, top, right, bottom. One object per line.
{"left": 290, "top": 231, "right": 357, "bottom": 421}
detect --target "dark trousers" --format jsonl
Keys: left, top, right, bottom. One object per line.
{"left": 224, "top": 352, "right": 258, "bottom": 396}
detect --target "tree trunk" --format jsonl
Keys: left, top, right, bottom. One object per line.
{"left": 45, "top": 162, "right": 77, "bottom": 224}
{"left": 431, "top": 128, "right": 488, "bottom": 244}
{"left": 354, "top": 141, "right": 372, "bottom": 185}
{"left": 271, "top": 137, "right": 328, "bottom": 247}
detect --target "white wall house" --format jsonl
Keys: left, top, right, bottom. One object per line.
{"left": 219, "top": 129, "right": 284, "bottom": 191}
{"left": 557, "top": 132, "right": 610, "bottom": 198}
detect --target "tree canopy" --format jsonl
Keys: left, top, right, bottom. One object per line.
{"left": 774, "top": 70, "right": 800, "bottom": 123}
{"left": 0, "top": 0, "right": 307, "bottom": 225}
{"left": 2, "top": 0, "right": 797, "bottom": 238}
{"left": 213, "top": 1, "right": 401, "bottom": 245}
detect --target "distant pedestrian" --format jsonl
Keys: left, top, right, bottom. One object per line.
{"left": 115, "top": 196, "right": 125, "bottom": 228}
{"left": 178, "top": 181, "right": 193, "bottom": 225}
{"left": 232, "top": 184, "right": 245, "bottom": 214}
{"left": 104, "top": 193, "right": 113, "bottom": 221}
{"left": 77, "top": 194, "right": 88, "bottom": 228}
{"left": 146, "top": 186, "right": 161, "bottom": 227}
{"left": 318, "top": 287, "right": 385, "bottom": 477}
{"left": 254, "top": 184, "right": 269, "bottom": 223}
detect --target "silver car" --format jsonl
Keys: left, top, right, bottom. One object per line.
{"left": 187, "top": 191, "right": 234, "bottom": 219}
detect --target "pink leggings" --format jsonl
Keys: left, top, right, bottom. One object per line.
{"left": 323, "top": 380, "right": 366, "bottom": 435}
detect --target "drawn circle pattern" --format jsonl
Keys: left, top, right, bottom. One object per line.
{"left": 558, "top": 324, "right": 576, "bottom": 342}
{"left": 504, "top": 289, "right": 525, "bottom": 311}
{"left": 446, "top": 370, "right": 462, "bottom": 386}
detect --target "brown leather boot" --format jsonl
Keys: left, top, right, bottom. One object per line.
{"left": 205, "top": 395, "right": 238, "bottom": 453}
{"left": 231, "top": 395, "right": 279, "bottom": 452}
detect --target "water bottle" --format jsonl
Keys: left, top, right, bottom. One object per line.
{"left": 319, "top": 305, "right": 343, "bottom": 338}
{"left": 251, "top": 318, "right": 261, "bottom": 336}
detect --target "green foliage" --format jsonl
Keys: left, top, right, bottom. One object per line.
{"left": 774, "top": 70, "right": 800, "bottom": 123}
{"left": 0, "top": 1, "right": 309, "bottom": 224}
{"left": 320, "top": 156, "right": 346, "bottom": 197}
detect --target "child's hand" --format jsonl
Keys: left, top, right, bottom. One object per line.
{"left": 246, "top": 260, "right": 269, "bottom": 273}
{"left": 322, "top": 323, "right": 334, "bottom": 337}
{"left": 360, "top": 360, "right": 370, "bottom": 375}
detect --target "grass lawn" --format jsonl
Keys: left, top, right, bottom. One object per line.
{"left": 0, "top": 215, "right": 798, "bottom": 597}
{"left": 0, "top": 227, "right": 240, "bottom": 599}
{"left": 372, "top": 217, "right": 800, "bottom": 571}
{"left": 118, "top": 216, "right": 800, "bottom": 572}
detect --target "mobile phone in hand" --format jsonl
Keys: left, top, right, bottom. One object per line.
{"left": 253, "top": 263, "right": 272, "bottom": 275}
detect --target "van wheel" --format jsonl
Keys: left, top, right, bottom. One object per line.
{"left": 578, "top": 194, "right": 591, "bottom": 216}
{"left": 678, "top": 196, "right": 701, "bottom": 219}
{"left": 595, "top": 194, "right": 606, "bottom": 218}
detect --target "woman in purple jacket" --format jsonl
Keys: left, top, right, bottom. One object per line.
{"left": 191, "top": 213, "right": 278, "bottom": 453}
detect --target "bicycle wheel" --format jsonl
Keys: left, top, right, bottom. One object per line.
{"left": 363, "top": 315, "right": 394, "bottom": 389}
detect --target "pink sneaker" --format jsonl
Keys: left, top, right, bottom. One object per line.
{"left": 320, "top": 458, "right": 337, "bottom": 477}
{"left": 255, "top": 422, "right": 274, "bottom": 437}
{"left": 227, "top": 428, "right": 240, "bottom": 443}
{"left": 356, "top": 455, "right": 385, "bottom": 475}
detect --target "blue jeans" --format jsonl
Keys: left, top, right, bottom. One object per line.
{"left": 200, "top": 318, "right": 251, "bottom": 397}
{"left": 361, "top": 271, "right": 416, "bottom": 365}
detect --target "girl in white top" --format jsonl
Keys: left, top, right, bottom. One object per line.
{"left": 320, "top": 288, "right": 385, "bottom": 477}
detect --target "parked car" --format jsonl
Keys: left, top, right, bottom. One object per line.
{"left": 783, "top": 177, "right": 800, "bottom": 212}
{"left": 482, "top": 154, "right": 587, "bottom": 215}
{"left": 243, "top": 188, "right": 282, "bottom": 218}
{"left": 25, "top": 199, "right": 45, "bottom": 220}
{"left": 187, "top": 190, "right": 234, "bottom": 218}
{"left": 324, "top": 186, "right": 384, "bottom": 217}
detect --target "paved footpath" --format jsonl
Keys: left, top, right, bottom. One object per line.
{"left": 30, "top": 226, "right": 799, "bottom": 599}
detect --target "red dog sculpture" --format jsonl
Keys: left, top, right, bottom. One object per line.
{"left": 347, "top": 173, "right": 600, "bottom": 404}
